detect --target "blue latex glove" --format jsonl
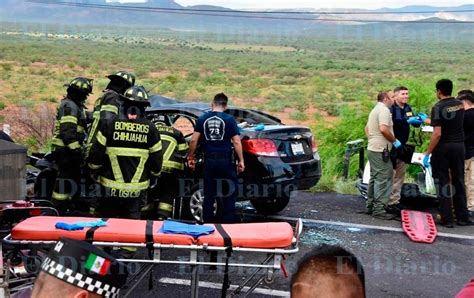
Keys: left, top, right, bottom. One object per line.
{"left": 393, "top": 139, "right": 402, "bottom": 149}
{"left": 255, "top": 123, "right": 265, "bottom": 131}
{"left": 423, "top": 154, "right": 431, "bottom": 168}
{"left": 73, "top": 219, "right": 108, "bottom": 228}
{"left": 160, "top": 220, "right": 215, "bottom": 238}
{"left": 55, "top": 220, "right": 108, "bottom": 231}
{"left": 55, "top": 222, "right": 84, "bottom": 231}
{"left": 407, "top": 116, "right": 423, "bottom": 127}
{"left": 417, "top": 112, "right": 428, "bottom": 122}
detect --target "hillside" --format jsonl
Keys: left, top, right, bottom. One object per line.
{"left": 0, "top": 1, "right": 472, "bottom": 38}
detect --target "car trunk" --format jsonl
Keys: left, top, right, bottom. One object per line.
{"left": 243, "top": 125, "right": 315, "bottom": 163}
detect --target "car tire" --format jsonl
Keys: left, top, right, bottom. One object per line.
{"left": 250, "top": 195, "right": 290, "bottom": 215}
{"left": 181, "top": 184, "right": 222, "bottom": 222}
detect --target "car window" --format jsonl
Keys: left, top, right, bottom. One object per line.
{"left": 226, "top": 108, "right": 280, "bottom": 125}
{"left": 147, "top": 113, "right": 172, "bottom": 126}
{"left": 172, "top": 115, "right": 195, "bottom": 136}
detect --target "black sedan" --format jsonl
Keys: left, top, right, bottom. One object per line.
{"left": 146, "top": 95, "right": 321, "bottom": 221}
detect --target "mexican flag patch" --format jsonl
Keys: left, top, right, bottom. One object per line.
{"left": 85, "top": 253, "right": 111, "bottom": 275}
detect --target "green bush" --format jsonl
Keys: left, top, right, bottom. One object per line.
{"left": 0, "top": 102, "right": 5, "bottom": 110}
{"left": 204, "top": 72, "right": 227, "bottom": 85}
{"left": 0, "top": 63, "right": 12, "bottom": 71}
{"left": 165, "top": 75, "right": 179, "bottom": 84}
{"left": 289, "top": 111, "right": 308, "bottom": 121}
{"left": 314, "top": 104, "right": 369, "bottom": 184}
{"left": 186, "top": 70, "right": 200, "bottom": 81}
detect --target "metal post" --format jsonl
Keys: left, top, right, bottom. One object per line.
{"left": 342, "top": 139, "right": 364, "bottom": 180}
{"left": 358, "top": 147, "right": 365, "bottom": 178}
{"left": 190, "top": 251, "right": 199, "bottom": 298}
{"left": 0, "top": 242, "right": 10, "bottom": 298}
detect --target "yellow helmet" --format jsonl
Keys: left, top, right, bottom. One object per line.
{"left": 64, "top": 77, "right": 93, "bottom": 95}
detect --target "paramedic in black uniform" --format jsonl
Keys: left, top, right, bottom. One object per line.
{"left": 424, "top": 79, "right": 473, "bottom": 227}
{"left": 187, "top": 93, "right": 245, "bottom": 223}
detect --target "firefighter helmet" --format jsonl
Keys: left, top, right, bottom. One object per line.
{"left": 64, "top": 77, "right": 93, "bottom": 95}
{"left": 107, "top": 71, "right": 135, "bottom": 87}
{"left": 122, "top": 85, "right": 150, "bottom": 106}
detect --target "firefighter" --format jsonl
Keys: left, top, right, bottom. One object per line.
{"left": 85, "top": 70, "right": 135, "bottom": 158}
{"left": 51, "top": 77, "right": 93, "bottom": 214}
{"left": 150, "top": 117, "right": 188, "bottom": 219}
{"left": 188, "top": 93, "right": 245, "bottom": 223}
{"left": 86, "top": 85, "right": 162, "bottom": 220}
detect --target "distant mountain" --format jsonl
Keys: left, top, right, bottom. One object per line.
{"left": 377, "top": 4, "right": 474, "bottom": 13}
{"left": 0, "top": 1, "right": 472, "bottom": 38}
{"left": 137, "top": 0, "right": 182, "bottom": 9}
{"left": 417, "top": 16, "right": 462, "bottom": 23}
{"left": 187, "top": 5, "right": 233, "bottom": 11}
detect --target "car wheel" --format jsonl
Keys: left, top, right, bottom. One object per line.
{"left": 182, "top": 184, "right": 222, "bottom": 222}
{"left": 355, "top": 179, "right": 368, "bottom": 200}
{"left": 250, "top": 195, "right": 290, "bottom": 215}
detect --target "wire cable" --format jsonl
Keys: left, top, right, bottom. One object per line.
{"left": 27, "top": 0, "right": 474, "bottom": 15}
{"left": 26, "top": 0, "right": 474, "bottom": 24}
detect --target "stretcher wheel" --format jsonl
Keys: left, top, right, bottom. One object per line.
{"left": 5, "top": 250, "right": 24, "bottom": 267}
{"left": 24, "top": 255, "right": 43, "bottom": 274}
{"left": 264, "top": 270, "right": 275, "bottom": 284}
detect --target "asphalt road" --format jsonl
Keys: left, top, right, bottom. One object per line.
{"left": 127, "top": 191, "right": 474, "bottom": 298}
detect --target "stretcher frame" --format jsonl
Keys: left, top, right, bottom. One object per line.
{"left": 2, "top": 218, "right": 302, "bottom": 297}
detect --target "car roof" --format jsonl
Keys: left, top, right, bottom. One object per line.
{"left": 146, "top": 94, "right": 282, "bottom": 124}
{"left": 148, "top": 95, "right": 209, "bottom": 114}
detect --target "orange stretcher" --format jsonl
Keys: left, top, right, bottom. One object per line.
{"left": 2, "top": 216, "right": 303, "bottom": 297}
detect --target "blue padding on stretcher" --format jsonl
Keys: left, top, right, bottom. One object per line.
{"left": 160, "top": 220, "right": 215, "bottom": 238}
{"left": 55, "top": 219, "right": 108, "bottom": 231}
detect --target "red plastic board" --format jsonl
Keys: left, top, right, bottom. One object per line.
{"left": 401, "top": 210, "right": 437, "bottom": 244}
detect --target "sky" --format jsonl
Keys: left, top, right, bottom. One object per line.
{"left": 109, "top": 0, "right": 473, "bottom": 9}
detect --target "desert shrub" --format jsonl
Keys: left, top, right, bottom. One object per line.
{"left": 203, "top": 72, "right": 227, "bottom": 85}
{"left": 186, "top": 70, "right": 200, "bottom": 81}
{"left": 0, "top": 63, "right": 12, "bottom": 71}
{"left": 289, "top": 111, "right": 308, "bottom": 121}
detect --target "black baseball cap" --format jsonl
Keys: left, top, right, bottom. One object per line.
{"left": 40, "top": 237, "right": 128, "bottom": 297}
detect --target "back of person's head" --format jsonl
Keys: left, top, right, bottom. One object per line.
{"left": 457, "top": 89, "right": 473, "bottom": 104}
{"left": 213, "top": 92, "right": 228, "bottom": 107}
{"left": 32, "top": 237, "right": 128, "bottom": 298}
{"left": 291, "top": 244, "right": 366, "bottom": 298}
{"left": 393, "top": 86, "right": 408, "bottom": 93}
{"left": 64, "top": 77, "right": 93, "bottom": 103}
{"left": 106, "top": 71, "right": 136, "bottom": 95}
{"left": 33, "top": 272, "right": 101, "bottom": 298}
{"left": 121, "top": 85, "right": 150, "bottom": 118}
{"left": 436, "top": 79, "right": 453, "bottom": 96}
{"left": 377, "top": 91, "right": 388, "bottom": 102}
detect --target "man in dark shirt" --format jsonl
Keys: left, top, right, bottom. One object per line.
{"left": 458, "top": 90, "right": 474, "bottom": 212}
{"left": 187, "top": 93, "right": 245, "bottom": 223}
{"left": 388, "top": 86, "right": 413, "bottom": 213}
{"left": 424, "top": 79, "right": 472, "bottom": 227}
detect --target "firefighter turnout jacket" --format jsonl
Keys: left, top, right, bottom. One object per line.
{"left": 156, "top": 123, "right": 189, "bottom": 172}
{"left": 87, "top": 115, "right": 163, "bottom": 199}
{"left": 85, "top": 90, "right": 122, "bottom": 157}
{"left": 51, "top": 97, "right": 87, "bottom": 151}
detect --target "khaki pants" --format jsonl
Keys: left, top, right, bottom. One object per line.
{"left": 389, "top": 159, "right": 407, "bottom": 206}
{"left": 367, "top": 150, "right": 394, "bottom": 215}
{"left": 466, "top": 158, "right": 474, "bottom": 211}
